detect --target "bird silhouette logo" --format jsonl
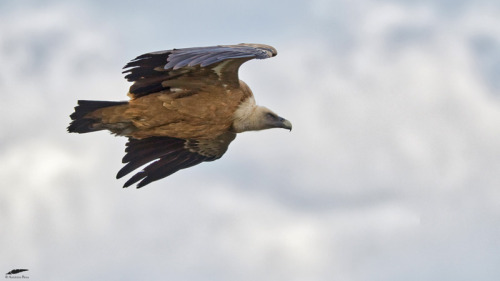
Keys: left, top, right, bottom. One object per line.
{"left": 6, "top": 269, "right": 28, "bottom": 275}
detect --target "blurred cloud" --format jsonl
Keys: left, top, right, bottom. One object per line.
{"left": 1, "top": 0, "right": 500, "bottom": 281}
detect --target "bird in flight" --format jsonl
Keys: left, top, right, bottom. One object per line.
{"left": 68, "top": 43, "right": 292, "bottom": 188}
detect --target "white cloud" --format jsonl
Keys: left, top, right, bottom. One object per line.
{"left": 1, "top": 1, "right": 500, "bottom": 281}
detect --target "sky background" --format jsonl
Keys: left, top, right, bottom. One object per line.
{"left": 1, "top": 0, "right": 500, "bottom": 280}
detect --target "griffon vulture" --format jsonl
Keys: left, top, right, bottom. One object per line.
{"left": 68, "top": 43, "right": 292, "bottom": 188}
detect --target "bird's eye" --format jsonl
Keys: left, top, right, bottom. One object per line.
{"left": 266, "top": 112, "right": 276, "bottom": 119}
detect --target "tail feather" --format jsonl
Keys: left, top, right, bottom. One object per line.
{"left": 68, "top": 100, "right": 128, "bottom": 133}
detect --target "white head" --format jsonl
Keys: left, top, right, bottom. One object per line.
{"left": 232, "top": 97, "right": 292, "bottom": 133}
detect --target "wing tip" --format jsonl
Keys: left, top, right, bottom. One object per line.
{"left": 235, "top": 43, "right": 277, "bottom": 58}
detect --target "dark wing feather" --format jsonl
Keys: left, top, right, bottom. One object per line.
{"left": 122, "top": 43, "right": 277, "bottom": 99}
{"left": 118, "top": 133, "right": 236, "bottom": 188}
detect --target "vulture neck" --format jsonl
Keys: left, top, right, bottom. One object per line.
{"left": 232, "top": 96, "right": 264, "bottom": 133}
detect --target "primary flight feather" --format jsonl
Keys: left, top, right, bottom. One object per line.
{"left": 68, "top": 43, "right": 292, "bottom": 188}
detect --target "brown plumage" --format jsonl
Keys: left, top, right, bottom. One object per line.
{"left": 68, "top": 43, "right": 292, "bottom": 188}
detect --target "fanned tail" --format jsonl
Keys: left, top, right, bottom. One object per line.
{"left": 67, "top": 100, "right": 128, "bottom": 133}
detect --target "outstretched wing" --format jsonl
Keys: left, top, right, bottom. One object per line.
{"left": 122, "top": 43, "right": 277, "bottom": 99}
{"left": 117, "top": 133, "right": 236, "bottom": 188}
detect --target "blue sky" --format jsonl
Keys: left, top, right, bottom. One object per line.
{"left": 1, "top": 0, "right": 500, "bottom": 280}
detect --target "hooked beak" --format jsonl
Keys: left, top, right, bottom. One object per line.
{"left": 279, "top": 117, "right": 292, "bottom": 131}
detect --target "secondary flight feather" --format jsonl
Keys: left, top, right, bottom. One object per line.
{"left": 68, "top": 43, "right": 292, "bottom": 188}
